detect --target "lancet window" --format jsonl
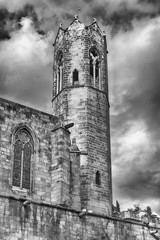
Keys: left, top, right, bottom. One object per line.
{"left": 90, "top": 48, "right": 101, "bottom": 89}
{"left": 12, "top": 129, "right": 33, "bottom": 190}
{"left": 96, "top": 171, "right": 101, "bottom": 185}
{"left": 56, "top": 51, "right": 63, "bottom": 94}
{"left": 73, "top": 69, "right": 79, "bottom": 85}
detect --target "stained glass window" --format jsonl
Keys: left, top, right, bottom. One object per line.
{"left": 12, "top": 129, "right": 33, "bottom": 190}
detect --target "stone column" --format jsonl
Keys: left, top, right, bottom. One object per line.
{"left": 70, "top": 138, "right": 81, "bottom": 211}
{"left": 50, "top": 115, "right": 71, "bottom": 206}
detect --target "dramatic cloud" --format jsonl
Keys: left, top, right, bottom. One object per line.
{"left": 0, "top": 0, "right": 160, "bottom": 214}
{"left": 139, "top": 0, "right": 160, "bottom": 8}
{"left": 0, "top": 4, "right": 46, "bottom": 41}
{"left": 87, "top": 1, "right": 160, "bottom": 35}
{"left": 110, "top": 16, "right": 160, "bottom": 213}
{"left": 0, "top": 17, "right": 53, "bottom": 112}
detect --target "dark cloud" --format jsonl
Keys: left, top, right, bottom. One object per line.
{"left": 109, "top": 1, "right": 160, "bottom": 34}
{"left": 86, "top": 3, "right": 109, "bottom": 23}
{"left": 0, "top": 4, "right": 45, "bottom": 41}
{"left": 14, "top": 4, "right": 39, "bottom": 28}
{"left": 0, "top": 8, "right": 12, "bottom": 40}
{"left": 62, "top": 11, "right": 74, "bottom": 21}
{"left": 87, "top": 1, "right": 160, "bottom": 35}
{"left": 116, "top": 147, "right": 160, "bottom": 199}
{"left": 48, "top": 0, "right": 72, "bottom": 7}
{"left": 83, "top": 0, "right": 94, "bottom": 3}
{"left": 111, "top": 17, "right": 160, "bottom": 212}
{"left": 118, "top": 31, "right": 160, "bottom": 136}
{"left": 1, "top": 0, "right": 159, "bottom": 37}
{"left": 119, "top": 169, "right": 160, "bottom": 199}
{"left": 111, "top": 21, "right": 160, "bottom": 128}
{"left": 139, "top": 0, "right": 160, "bottom": 7}
{"left": 87, "top": 3, "right": 136, "bottom": 34}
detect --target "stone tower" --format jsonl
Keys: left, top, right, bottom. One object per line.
{"left": 52, "top": 16, "right": 112, "bottom": 215}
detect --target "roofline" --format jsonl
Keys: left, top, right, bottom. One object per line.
{"left": 53, "top": 17, "right": 105, "bottom": 46}
{"left": 53, "top": 26, "right": 65, "bottom": 46}
{"left": 0, "top": 96, "right": 56, "bottom": 119}
{"left": 87, "top": 21, "right": 104, "bottom": 35}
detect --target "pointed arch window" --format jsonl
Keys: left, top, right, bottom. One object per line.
{"left": 12, "top": 129, "right": 33, "bottom": 190}
{"left": 90, "top": 48, "right": 101, "bottom": 89}
{"left": 96, "top": 171, "right": 101, "bottom": 186}
{"left": 73, "top": 69, "right": 79, "bottom": 85}
{"left": 56, "top": 51, "right": 63, "bottom": 94}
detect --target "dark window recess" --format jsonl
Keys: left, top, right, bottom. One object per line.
{"left": 56, "top": 51, "right": 63, "bottom": 93}
{"left": 57, "top": 52, "right": 63, "bottom": 66}
{"left": 90, "top": 58, "right": 93, "bottom": 77}
{"left": 95, "top": 61, "right": 99, "bottom": 78}
{"left": 96, "top": 171, "right": 101, "bottom": 185}
{"left": 73, "top": 69, "right": 79, "bottom": 84}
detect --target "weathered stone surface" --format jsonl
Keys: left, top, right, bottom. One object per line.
{"left": 0, "top": 97, "right": 54, "bottom": 203}
{"left": 0, "top": 197, "right": 158, "bottom": 239}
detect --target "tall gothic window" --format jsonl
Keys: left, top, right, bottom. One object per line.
{"left": 90, "top": 48, "right": 101, "bottom": 89}
{"left": 57, "top": 51, "right": 63, "bottom": 94}
{"left": 12, "top": 129, "right": 33, "bottom": 190}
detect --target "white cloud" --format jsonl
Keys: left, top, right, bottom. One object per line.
{"left": 0, "top": 17, "right": 53, "bottom": 112}
{"left": 0, "top": 0, "right": 31, "bottom": 11}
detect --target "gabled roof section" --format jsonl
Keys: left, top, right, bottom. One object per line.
{"left": 68, "top": 15, "right": 83, "bottom": 26}
{"left": 53, "top": 17, "right": 106, "bottom": 46}
{"left": 87, "top": 19, "right": 105, "bottom": 36}
{"left": 66, "top": 15, "right": 85, "bottom": 31}
{"left": 53, "top": 24, "right": 65, "bottom": 46}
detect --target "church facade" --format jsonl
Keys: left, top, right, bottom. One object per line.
{"left": 0, "top": 16, "right": 159, "bottom": 239}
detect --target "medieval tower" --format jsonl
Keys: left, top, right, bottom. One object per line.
{"left": 52, "top": 16, "right": 112, "bottom": 216}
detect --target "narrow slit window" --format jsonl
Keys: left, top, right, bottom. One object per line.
{"left": 96, "top": 171, "right": 101, "bottom": 185}
{"left": 73, "top": 69, "right": 79, "bottom": 85}
{"left": 56, "top": 51, "right": 63, "bottom": 94}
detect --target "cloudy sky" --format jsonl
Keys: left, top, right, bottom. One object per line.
{"left": 0, "top": 0, "right": 160, "bottom": 215}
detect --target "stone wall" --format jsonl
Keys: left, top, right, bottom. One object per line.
{"left": 0, "top": 97, "right": 81, "bottom": 209}
{"left": 0, "top": 196, "right": 158, "bottom": 240}
{"left": 0, "top": 97, "right": 57, "bottom": 204}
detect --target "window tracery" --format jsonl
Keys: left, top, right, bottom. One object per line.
{"left": 12, "top": 129, "right": 33, "bottom": 190}
{"left": 56, "top": 51, "right": 63, "bottom": 94}
{"left": 90, "top": 48, "right": 101, "bottom": 89}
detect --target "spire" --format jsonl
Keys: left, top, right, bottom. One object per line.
{"left": 74, "top": 15, "right": 78, "bottom": 20}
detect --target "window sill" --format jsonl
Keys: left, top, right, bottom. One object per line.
{"left": 12, "top": 186, "right": 29, "bottom": 197}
